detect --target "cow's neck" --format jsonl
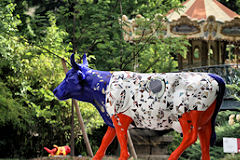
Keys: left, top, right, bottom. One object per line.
{"left": 85, "top": 69, "right": 113, "bottom": 127}
{"left": 85, "top": 69, "right": 112, "bottom": 106}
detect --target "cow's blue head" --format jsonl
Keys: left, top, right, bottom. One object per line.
{"left": 53, "top": 53, "right": 91, "bottom": 102}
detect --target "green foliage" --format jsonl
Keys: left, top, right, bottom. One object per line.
{"left": 0, "top": 81, "right": 31, "bottom": 128}
{"left": 49, "top": 0, "right": 188, "bottom": 72}
{"left": 218, "top": 0, "right": 240, "bottom": 14}
{"left": 220, "top": 153, "right": 240, "bottom": 160}
{"left": 138, "top": 37, "right": 188, "bottom": 73}
{"left": 227, "top": 84, "right": 240, "bottom": 101}
{"left": 79, "top": 102, "right": 104, "bottom": 133}
{"left": 225, "top": 67, "right": 240, "bottom": 101}
{"left": 0, "top": 1, "right": 21, "bottom": 35}
{"left": 0, "top": 0, "right": 104, "bottom": 158}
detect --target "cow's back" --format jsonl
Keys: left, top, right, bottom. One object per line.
{"left": 105, "top": 71, "right": 219, "bottom": 131}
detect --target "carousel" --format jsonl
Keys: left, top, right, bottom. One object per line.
{"left": 121, "top": 0, "right": 240, "bottom": 70}
{"left": 120, "top": 1, "right": 240, "bottom": 157}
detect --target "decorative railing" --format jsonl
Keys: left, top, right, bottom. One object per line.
{"left": 180, "top": 64, "right": 240, "bottom": 99}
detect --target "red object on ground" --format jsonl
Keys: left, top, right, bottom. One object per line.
{"left": 44, "top": 145, "right": 71, "bottom": 156}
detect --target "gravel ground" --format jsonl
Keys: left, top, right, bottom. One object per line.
{"left": 30, "top": 156, "right": 121, "bottom": 160}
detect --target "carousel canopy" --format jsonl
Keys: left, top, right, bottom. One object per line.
{"left": 167, "top": 0, "right": 239, "bottom": 22}
{"left": 165, "top": 0, "right": 240, "bottom": 41}
{"left": 121, "top": 0, "right": 240, "bottom": 42}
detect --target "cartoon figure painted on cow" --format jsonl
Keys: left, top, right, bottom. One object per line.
{"left": 53, "top": 54, "right": 225, "bottom": 160}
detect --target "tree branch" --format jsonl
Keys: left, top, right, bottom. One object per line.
{"left": 143, "top": 56, "right": 161, "bottom": 73}
{"left": 122, "top": 23, "right": 162, "bottom": 70}
{"left": 119, "top": 0, "right": 124, "bottom": 69}
{"left": 19, "top": 37, "right": 71, "bottom": 66}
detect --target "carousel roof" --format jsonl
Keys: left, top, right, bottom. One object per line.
{"left": 167, "top": 0, "right": 239, "bottom": 22}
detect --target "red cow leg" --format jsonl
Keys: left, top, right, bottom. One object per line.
{"left": 93, "top": 126, "right": 116, "bottom": 160}
{"left": 169, "top": 111, "right": 200, "bottom": 160}
{"left": 189, "top": 111, "right": 201, "bottom": 143}
{"left": 198, "top": 120, "right": 212, "bottom": 160}
{"left": 198, "top": 100, "right": 217, "bottom": 160}
{"left": 112, "top": 113, "right": 133, "bottom": 160}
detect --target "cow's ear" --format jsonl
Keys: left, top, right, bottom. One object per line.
{"left": 77, "top": 70, "right": 85, "bottom": 80}
{"left": 82, "top": 53, "right": 88, "bottom": 67}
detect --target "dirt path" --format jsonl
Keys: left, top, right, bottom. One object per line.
{"left": 31, "top": 156, "right": 119, "bottom": 160}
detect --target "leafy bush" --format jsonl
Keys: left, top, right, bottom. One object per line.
{"left": 220, "top": 153, "right": 240, "bottom": 160}
{"left": 0, "top": 1, "right": 105, "bottom": 158}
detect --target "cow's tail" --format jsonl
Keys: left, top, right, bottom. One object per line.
{"left": 208, "top": 73, "right": 225, "bottom": 146}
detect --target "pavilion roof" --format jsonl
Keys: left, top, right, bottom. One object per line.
{"left": 167, "top": 0, "right": 239, "bottom": 22}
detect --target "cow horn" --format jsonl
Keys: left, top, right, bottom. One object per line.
{"left": 70, "top": 53, "right": 80, "bottom": 70}
{"left": 82, "top": 53, "right": 88, "bottom": 67}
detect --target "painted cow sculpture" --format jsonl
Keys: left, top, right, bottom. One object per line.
{"left": 53, "top": 54, "right": 225, "bottom": 160}
{"left": 44, "top": 145, "right": 71, "bottom": 156}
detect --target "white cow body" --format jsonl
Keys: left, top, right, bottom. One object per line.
{"left": 105, "top": 71, "right": 219, "bottom": 132}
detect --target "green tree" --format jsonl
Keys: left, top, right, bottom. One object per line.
{"left": 218, "top": 0, "right": 240, "bottom": 14}
{"left": 16, "top": 0, "right": 186, "bottom": 72}
{"left": 0, "top": 0, "right": 195, "bottom": 158}
{"left": 0, "top": 0, "right": 103, "bottom": 158}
